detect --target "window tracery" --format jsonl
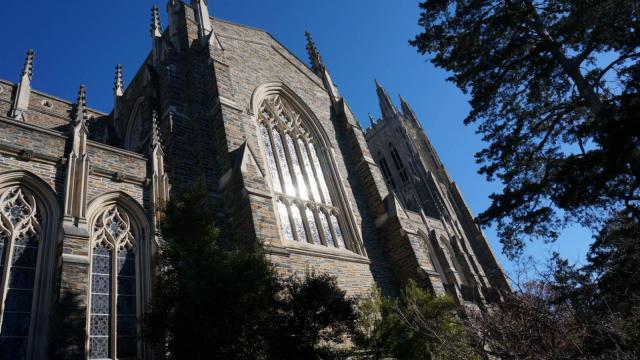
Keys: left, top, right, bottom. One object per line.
{"left": 257, "top": 94, "right": 350, "bottom": 251}
{"left": 88, "top": 205, "right": 138, "bottom": 360}
{"left": 0, "top": 186, "right": 41, "bottom": 359}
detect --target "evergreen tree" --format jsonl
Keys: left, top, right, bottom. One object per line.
{"left": 411, "top": 0, "right": 640, "bottom": 258}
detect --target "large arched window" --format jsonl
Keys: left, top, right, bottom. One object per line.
{"left": 257, "top": 92, "right": 355, "bottom": 252}
{"left": 87, "top": 204, "right": 140, "bottom": 360}
{"left": 0, "top": 186, "right": 42, "bottom": 358}
{"left": 0, "top": 173, "right": 60, "bottom": 360}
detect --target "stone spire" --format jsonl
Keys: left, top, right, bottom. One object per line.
{"left": 399, "top": 94, "right": 420, "bottom": 127}
{"left": 192, "top": 0, "right": 214, "bottom": 46}
{"left": 305, "top": 31, "right": 324, "bottom": 77}
{"left": 151, "top": 6, "right": 162, "bottom": 38}
{"left": 375, "top": 79, "right": 399, "bottom": 120}
{"left": 73, "top": 85, "right": 88, "bottom": 130}
{"left": 113, "top": 64, "right": 124, "bottom": 97}
{"left": 151, "top": 6, "right": 163, "bottom": 67}
{"left": 149, "top": 109, "right": 170, "bottom": 234}
{"left": 10, "top": 49, "right": 35, "bottom": 121}
{"left": 304, "top": 31, "right": 340, "bottom": 103}
{"left": 113, "top": 64, "right": 124, "bottom": 128}
{"left": 63, "top": 85, "right": 90, "bottom": 223}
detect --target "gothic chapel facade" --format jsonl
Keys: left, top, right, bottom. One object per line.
{"left": 0, "top": 1, "right": 509, "bottom": 359}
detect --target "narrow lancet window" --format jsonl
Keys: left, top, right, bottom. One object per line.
{"left": 88, "top": 205, "right": 138, "bottom": 360}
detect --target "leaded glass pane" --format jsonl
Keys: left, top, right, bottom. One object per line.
{"left": 286, "top": 134, "right": 308, "bottom": 200}
{"left": 260, "top": 124, "right": 282, "bottom": 193}
{"left": 330, "top": 214, "right": 346, "bottom": 249}
{"left": 299, "top": 139, "right": 321, "bottom": 202}
{"left": 89, "top": 244, "right": 112, "bottom": 359}
{"left": 277, "top": 201, "right": 294, "bottom": 242}
{"left": 117, "top": 248, "right": 137, "bottom": 359}
{"left": 273, "top": 129, "right": 295, "bottom": 196}
{"left": 309, "top": 143, "right": 332, "bottom": 205}
{"left": 305, "top": 208, "right": 322, "bottom": 245}
{"left": 0, "top": 231, "right": 38, "bottom": 358}
{"left": 319, "top": 213, "right": 335, "bottom": 247}
{"left": 290, "top": 205, "right": 307, "bottom": 243}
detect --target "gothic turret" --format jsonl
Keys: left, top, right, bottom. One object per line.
{"left": 305, "top": 32, "right": 340, "bottom": 103}
{"left": 375, "top": 79, "right": 399, "bottom": 120}
{"left": 10, "top": 49, "right": 34, "bottom": 121}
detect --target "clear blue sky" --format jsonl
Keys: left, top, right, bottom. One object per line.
{"left": 0, "top": 0, "right": 593, "bottom": 280}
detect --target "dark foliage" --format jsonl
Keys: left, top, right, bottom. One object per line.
{"left": 356, "top": 281, "right": 476, "bottom": 360}
{"left": 145, "top": 185, "right": 357, "bottom": 359}
{"left": 411, "top": 0, "right": 640, "bottom": 258}
{"left": 271, "top": 273, "right": 357, "bottom": 359}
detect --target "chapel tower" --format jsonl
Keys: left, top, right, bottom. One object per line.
{"left": 365, "top": 81, "right": 510, "bottom": 305}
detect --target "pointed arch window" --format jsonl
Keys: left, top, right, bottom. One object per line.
{"left": 257, "top": 93, "right": 356, "bottom": 252}
{"left": 88, "top": 205, "right": 138, "bottom": 360}
{"left": 0, "top": 187, "right": 42, "bottom": 359}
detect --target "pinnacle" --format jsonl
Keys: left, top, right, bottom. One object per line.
{"left": 151, "top": 109, "right": 162, "bottom": 147}
{"left": 305, "top": 31, "right": 324, "bottom": 75}
{"left": 74, "top": 85, "right": 87, "bottom": 126}
{"left": 151, "top": 6, "right": 162, "bottom": 37}
{"left": 114, "top": 64, "right": 124, "bottom": 95}
{"left": 22, "top": 49, "right": 35, "bottom": 80}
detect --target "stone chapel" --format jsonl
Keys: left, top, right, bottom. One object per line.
{"left": 0, "top": 1, "right": 509, "bottom": 358}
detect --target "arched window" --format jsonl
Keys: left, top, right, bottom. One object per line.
{"left": 88, "top": 205, "right": 139, "bottom": 360}
{"left": 257, "top": 93, "right": 354, "bottom": 252}
{"left": 0, "top": 186, "right": 42, "bottom": 358}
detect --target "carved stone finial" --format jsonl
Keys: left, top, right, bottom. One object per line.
{"left": 151, "top": 109, "right": 161, "bottom": 148}
{"left": 151, "top": 6, "right": 162, "bottom": 38}
{"left": 73, "top": 85, "right": 88, "bottom": 130}
{"left": 10, "top": 49, "right": 35, "bottom": 121}
{"left": 191, "top": 0, "right": 214, "bottom": 46}
{"left": 304, "top": 31, "right": 324, "bottom": 76}
{"left": 114, "top": 64, "right": 124, "bottom": 97}
{"left": 22, "top": 49, "right": 35, "bottom": 80}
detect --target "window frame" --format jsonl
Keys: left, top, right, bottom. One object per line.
{"left": 251, "top": 83, "right": 365, "bottom": 256}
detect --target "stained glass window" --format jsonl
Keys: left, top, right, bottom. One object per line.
{"left": 277, "top": 200, "right": 294, "bottom": 242}
{"left": 330, "top": 214, "right": 346, "bottom": 249}
{"left": 273, "top": 129, "right": 295, "bottom": 196}
{"left": 0, "top": 187, "right": 41, "bottom": 359}
{"left": 286, "top": 134, "right": 308, "bottom": 200}
{"left": 309, "top": 143, "right": 332, "bottom": 206}
{"left": 319, "top": 213, "right": 335, "bottom": 247}
{"left": 89, "top": 206, "right": 138, "bottom": 360}
{"left": 290, "top": 205, "right": 307, "bottom": 243}
{"left": 299, "top": 140, "right": 321, "bottom": 202}
{"left": 260, "top": 124, "right": 282, "bottom": 193}
{"left": 257, "top": 94, "right": 357, "bottom": 253}
{"left": 305, "top": 208, "right": 321, "bottom": 245}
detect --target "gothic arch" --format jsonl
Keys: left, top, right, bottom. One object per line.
{"left": 124, "top": 97, "right": 147, "bottom": 152}
{"left": 85, "top": 192, "right": 151, "bottom": 359}
{"left": 250, "top": 82, "right": 364, "bottom": 255}
{"left": 0, "top": 170, "right": 61, "bottom": 359}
